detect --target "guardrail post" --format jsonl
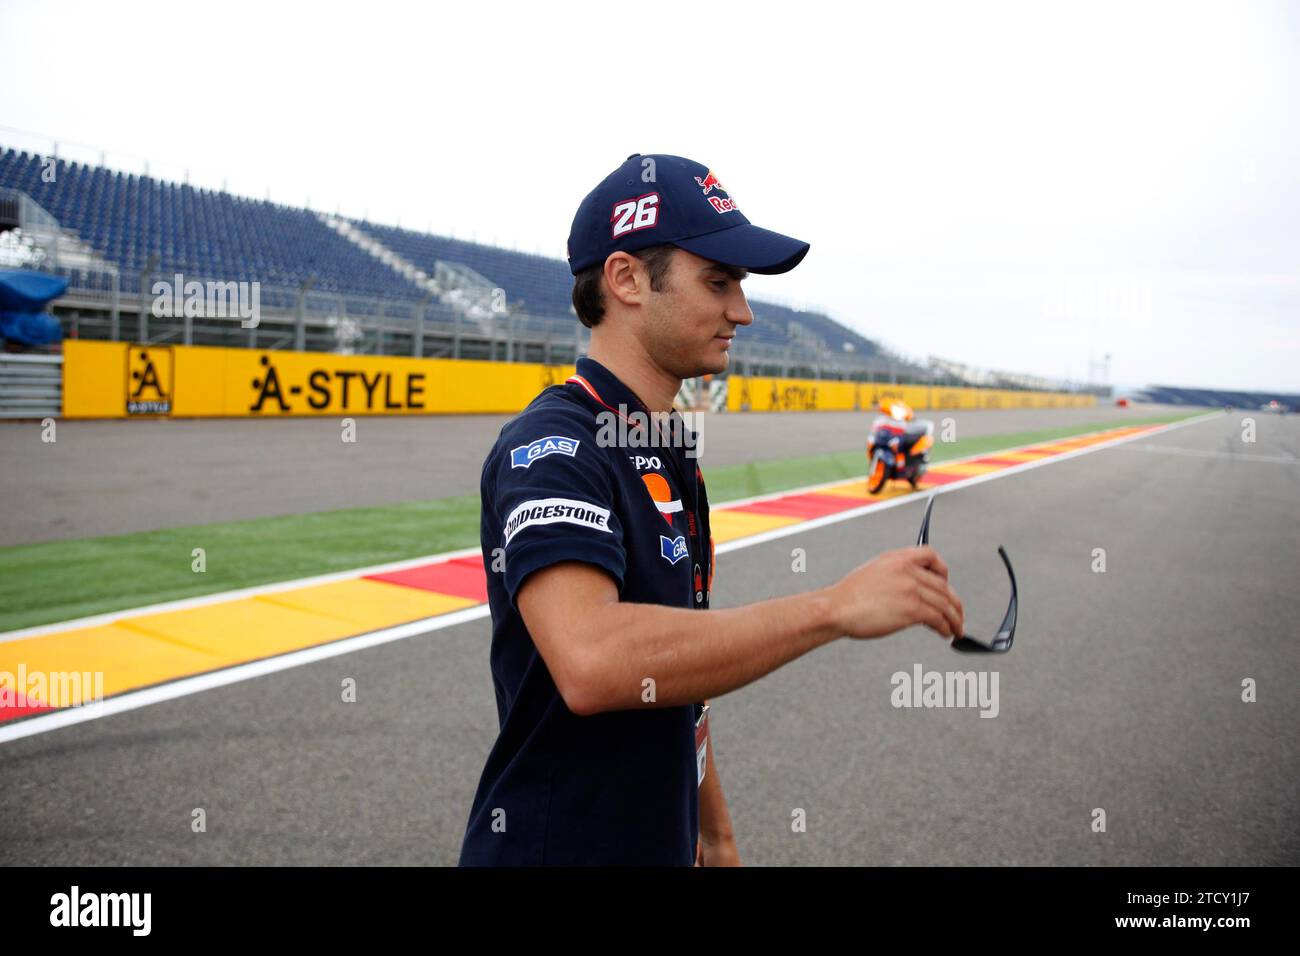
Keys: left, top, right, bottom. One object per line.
{"left": 414, "top": 292, "right": 432, "bottom": 358}
{"left": 295, "top": 277, "right": 315, "bottom": 351}
{"left": 138, "top": 256, "right": 158, "bottom": 344}
{"left": 110, "top": 272, "right": 120, "bottom": 341}
{"left": 138, "top": 274, "right": 147, "bottom": 344}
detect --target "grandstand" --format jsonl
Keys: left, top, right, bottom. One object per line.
{"left": 928, "top": 356, "right": 1112, "bottom": 399}
{"left": 0, "top": 146, "right": 924, "bottom": 380}
{"left": 1136, "top": 385, "right": 1297, "bottom": 411}
{"left": 0, "top": 149, "right": 406, "bottom": 299}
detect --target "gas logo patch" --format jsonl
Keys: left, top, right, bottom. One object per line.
{"left": 510, "top": 435, "right": 580, "bottom": 469}
{"left": 660, "top": 534, "right": 689, "bottom": 565}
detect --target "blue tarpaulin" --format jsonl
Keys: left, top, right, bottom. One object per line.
{"left": 0, "top": 270, "right": 66, "bottom": 346}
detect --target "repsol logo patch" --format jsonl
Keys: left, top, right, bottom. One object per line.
{"left": 504, "top": 497, "right": 611, "bottom": 545}
{"left": 660, "top": 534, "right": 689, "bottom": 565}
{"left": 511, "top": 436, "right": 580, "bottom": 469}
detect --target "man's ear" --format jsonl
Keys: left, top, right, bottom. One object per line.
{"left": 603, "top": 252, "right": 648, "bottom": 308}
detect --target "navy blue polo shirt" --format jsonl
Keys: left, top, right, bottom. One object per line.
{"left": 458, "top": 356, "right": 714, "bottom": 866}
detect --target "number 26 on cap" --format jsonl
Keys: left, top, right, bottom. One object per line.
{"left": 610, "top": 193, "right": 659, "bottom": 238}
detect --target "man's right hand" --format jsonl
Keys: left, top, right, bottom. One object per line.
{"left": 828, "top": 546, "right": 965, "bottom": 641}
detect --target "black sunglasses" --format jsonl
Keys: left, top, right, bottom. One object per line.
{"left": 915, "top": 495, "right": 1018, "bottom": 653}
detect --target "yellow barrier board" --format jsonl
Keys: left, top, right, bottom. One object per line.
{"left": 61, "top": 340, "right": 1094, "bottom": 418}
{"left": 726, "top": 376, "right": 1096, "bottom": 412}
{"left": 62, "top": 340, "right": 575, "bottom": 418}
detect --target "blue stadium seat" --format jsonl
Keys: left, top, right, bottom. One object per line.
{"left": 0, "top": 146, "right": 888, "bottom": 361}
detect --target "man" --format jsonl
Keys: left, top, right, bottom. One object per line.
{"left": 458, "top": 154, "right": 964, "bottom": 867}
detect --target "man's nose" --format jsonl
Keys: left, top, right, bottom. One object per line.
{"left": 726, "top": 291, "right": 754, "bottom": 327}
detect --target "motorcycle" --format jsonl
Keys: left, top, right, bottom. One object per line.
{"left": 866, "top": 399, "right": 934, "bottom": 494}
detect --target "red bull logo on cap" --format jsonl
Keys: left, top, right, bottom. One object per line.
{"left": 694, "top": 170, "right": 724, "bottom": 195}
{"left": 695, "top": 169, "right": 738, "bottom": 213}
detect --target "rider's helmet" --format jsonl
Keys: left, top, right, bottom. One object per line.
{"left": 879, "top": 399, "right": 914, "bottom": 421}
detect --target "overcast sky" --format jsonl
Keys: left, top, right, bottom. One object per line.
{"left": 2, "top": 0, "right": 1296, "bottom": 392}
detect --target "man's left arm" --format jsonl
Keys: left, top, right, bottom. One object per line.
{"left": 696, "top": 703, "right": 741, "bottom": 866}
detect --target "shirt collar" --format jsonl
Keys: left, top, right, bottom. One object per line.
{"left": 570, "top": 355, "right": 649, "bottom": 416}
{"left": 568, "top": 356, "right": 701, "bottom": 456}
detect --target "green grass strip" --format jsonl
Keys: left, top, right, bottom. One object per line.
{"left": 702, "top": 410, "right": 1198, "bottom": 502}
{"left": 0, "top": 410, "right": 1200, "bottom": 632}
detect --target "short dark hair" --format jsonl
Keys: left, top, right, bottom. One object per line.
{"left": 572, "top": 244, "right": 677, "bottom": 329}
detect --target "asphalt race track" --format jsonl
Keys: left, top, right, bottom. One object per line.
{"left": 1, "top": 407, "right": 1296, "bottom": 865}
{"left": 3, "top": 403, "right": 1173, "bottom": 545}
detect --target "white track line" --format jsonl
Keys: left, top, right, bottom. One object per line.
{"left": 0, "top": 412, "right": 1217, "bottom": 744}
{"left": 1116, "top": 444, "right": 1299, "bottom": 465}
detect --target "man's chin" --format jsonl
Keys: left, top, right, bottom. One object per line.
{"left": 673, "top": 348, "right": 728, "bottom": 379}
{"left": 698, "top": 350, "right": 730, "bottom": 376}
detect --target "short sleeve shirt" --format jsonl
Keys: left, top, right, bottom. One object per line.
{"left": 457, "top": 356, "right": 714, "bottom": 866}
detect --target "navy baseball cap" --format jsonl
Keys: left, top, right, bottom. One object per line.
{"left": 566, "top": 153, "right": 810, "bottom": 276}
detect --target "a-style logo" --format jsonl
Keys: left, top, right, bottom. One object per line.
{"left": 246, "top": 353, "right": 430, "bottom": 414}
{"left": 694, "top": 170, "right": 724, "bottom": 195}
{"left": 660, "top": 534, "right": 689, "bottom": 565}
{"left": 126, "top": 347, "right": 172, "bottom": 415}
{"left": 511, "top": 436, "right": 580, "bottom": 469}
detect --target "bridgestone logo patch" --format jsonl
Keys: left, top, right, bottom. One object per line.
{"left": 503, "top": 497, "right": 613, "bottom": 546}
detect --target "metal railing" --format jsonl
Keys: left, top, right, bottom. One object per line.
{"left": 26, "top": 262, "right": 1110, "bottom": 394}
{"left": 0, "top": 353, "right": 61, "bottom": 419}
{"left": 39, "top": 265, "right": 1112, "bottom": 392}
{"left": 47, "top": 265, "right": 592, "bottom": 365}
